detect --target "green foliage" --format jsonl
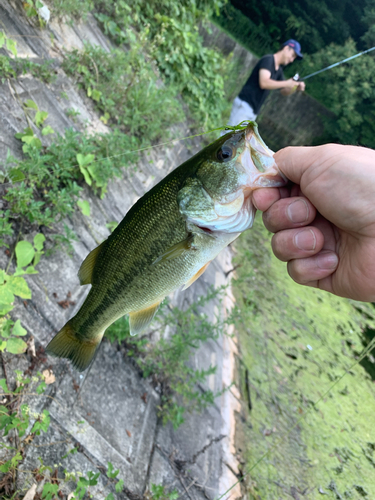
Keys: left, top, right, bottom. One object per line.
{"left": 2, "top": 126, "right": 140, "bottom": 244}
{"left": 14, "top": 58, "right": 57, "bottom": 84}
{"left": 0, "top": 56, "right": 58, "bottom": 84}
{"left": 213, "top": 3, "right": 273, "bottom": 56}
{"left": 222, "top": 0, "right": 367, "bottom": 55}
{"left": 0, "top": 371, "right": 51, "bottom": 480}
{"left": 62, "top": 43, "right": 184, "bottom": 142}
{"left": 41, "top": 483, "right": 59, "bottom": 500}
{"left": 93, "top": 0, "right": 228, "bottom": 129}
{"left": 150, "top": 484, "right": 179, "bottom": 500}
{"left": 0, "top": 55, "right": 16, "bottom": 82}
{"left": 232, "top": 217, "right": 375, "bottom": 498}
{"left": 23, "top": 0, "right": 47, "bottom": 26}
{"left": 0, "top": 236, "right": 45, "bottom": 353}
{"left": 301, "top": 39, "right": 375, "bottom": 147}
{"left": 0, "top": 31, "right": 18, "bottom": 57}
{"left": 65, "top": 107, "right": 80, "bottom": 121}
{"left": 47, "top": 0, "right": 94, "bottom": 20}
{"left": 77, "top": 199, "right": 90, "bottom": 217}
{"left": 73, "top": 471, "right": 100, "bottom": 499}
{"left": 106, "top": 288, "right": 228, "bottom": 428}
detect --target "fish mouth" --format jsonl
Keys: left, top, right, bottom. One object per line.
{"left": 178, "top": 123, "right": 287, "bottom": 235}
{"left": 239, "top": 123, "right": 287, "bottom": 191}
{"left": 201, "top": 123, "right": 287, "bottom": 234}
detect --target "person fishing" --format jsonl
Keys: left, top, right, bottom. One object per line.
{"left": 226, "top": 39, "right": 306, "bottom": 125}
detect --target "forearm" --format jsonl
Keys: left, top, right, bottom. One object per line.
{"left": 259, "top": 79, "right": 291, "bottom": 90}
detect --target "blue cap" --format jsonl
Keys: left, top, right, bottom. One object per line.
{"left": 283, "top": 39, "right": 303, "bottom": 59}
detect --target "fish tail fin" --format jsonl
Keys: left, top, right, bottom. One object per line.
{"left": 46, "top": 321, "right": 101, "bottom": 372}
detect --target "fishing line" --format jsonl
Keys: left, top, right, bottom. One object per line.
{"left": 215, "top": 333, "right": 375, "bottom": 500}
{"left": 0, "top": 123, "right": 249, "bottom": 188}
{"left": 294, "top": 45, "right": 375, "bottom": 81}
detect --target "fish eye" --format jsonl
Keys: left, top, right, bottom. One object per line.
{"left": 217, "top": 144, "right": 234, "bottom": 162}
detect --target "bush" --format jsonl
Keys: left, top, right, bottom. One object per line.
{"left": 62, "top": 43, "right": 184, "bottom": 142}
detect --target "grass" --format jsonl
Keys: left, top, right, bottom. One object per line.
{"left": 231, "top": 216, "right": 375, "bottom": 498}
{"left": 105, "top": 288, "right": 228, "bottom": 429}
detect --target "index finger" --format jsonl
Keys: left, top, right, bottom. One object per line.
{"left": 253, "top": 186, "right": 290, "bottom": 212}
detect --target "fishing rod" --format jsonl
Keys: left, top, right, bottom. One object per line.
{"left": 293, "top": 45, "right": 375, "bottom": 81}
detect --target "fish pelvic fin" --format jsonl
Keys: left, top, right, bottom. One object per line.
{"left": 78, "top": 241, "right": 105, "bottom": 285}
{"left": 182, "top": 261, "right": 211, "bottom": 291}
{"left": 129, "top": 300, "right": 162, "bottom": 337}
{"left": 46, "top": 321, "right": 101, "bottom": 372}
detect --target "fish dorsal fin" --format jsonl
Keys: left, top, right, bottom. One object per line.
{"left": 78, "top": 241, "right": 105, "bottom": 285}
{"left": 152, "top": 235, "right": 194, "bottom": 265}
{"left": 182, "top": 261, "right": 211, "bottom": 290}
{"left": 129, "top": 300, "right": 162, "bottom": 336}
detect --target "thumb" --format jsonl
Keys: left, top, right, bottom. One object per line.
{"left": 274, "top": 146, "right": 318, "bottom": 185}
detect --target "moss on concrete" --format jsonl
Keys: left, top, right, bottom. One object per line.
{"left": 232, "top": 217, "right": 375, "bottom": 499}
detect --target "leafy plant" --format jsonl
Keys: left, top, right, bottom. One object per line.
{"left": 22, "top": 0, "right": 48, "bottom": 26}
{"left": 62, "top": 43, "right": 184, "bottom": 142}
{"left": 149, "top": 483, "right": 178, "bottom": 500}
{"left": 65, "top": 107, "right": 81, "bottom": 121}
{"left": 22, "top": 100, "right": 54, "bottom": 132}
{"left": 0, "top": 55, "right": 16, "bottom": 82}
{"left": 106, "top": 287, "right": 229, "bottom": 428}
{"left": 14, "top": 58, "right": 57, "bottom": 84}
{"left": 93, "top": 0, "right": 229, "bottom": 129}
{"left": 0, "top": 235, "right": 45, "bottom": 353}
{"left": 0, "top": 31, "right": 17, "bottom": 57}
{"left": 47, "top": 0, "right": 94, "bottom": 20}
{"left": 300, "top": 39, "right": 375, "bottom": 147}
{"left": 0, "top": 371, "right": 50, "bottom": 483}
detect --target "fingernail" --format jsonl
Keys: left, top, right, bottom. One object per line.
{"left": 294, "top": 229, "right": 316, "bottom": 251}
{"left": 317, "top": 251, "right": 339, "bottom": 269}
{"left": 287, "top": 199, "right": 309, "bottom": 224}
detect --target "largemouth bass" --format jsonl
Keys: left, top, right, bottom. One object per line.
{"left": 46, "top": 123, "right": 286, "bottom": 371}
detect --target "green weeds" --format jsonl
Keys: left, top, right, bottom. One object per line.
{"left": 62, "top": 43, "right": 184, "bottom": 142}
{"left": 148, "top": 484, "right": 178, "bottom": 500}
{"left": 232, "top": 217, "right": 375, "bottom": 498}
{"left": 47, "top": 0, "right": 94, "bottom": 20}
{"left": 93, "top": 0, "right": 229, "bottom": 129}
{"left": 1, "top": 235, "right": 45, "bottom": 353}
{"left": 1, "top": 125, "right": 140, "bottom": 246}
{"left": 106, "top": 287, "right": 228, "bottom": 429}
{"left": 14, "top": 58, "right": 57, "bottom": 84}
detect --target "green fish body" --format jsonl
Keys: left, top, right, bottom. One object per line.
{"left": 46, "top": 123, "right": 286, "bottom": 371}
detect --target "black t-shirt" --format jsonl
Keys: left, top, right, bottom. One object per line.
{"left": 238, "top": 54, "right": 285, "bottom": 115}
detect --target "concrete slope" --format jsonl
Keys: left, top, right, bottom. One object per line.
{"left": 0, "top": 3, "right": 241, "bottom": 499}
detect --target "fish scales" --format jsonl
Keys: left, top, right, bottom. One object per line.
{"left": 46, "top": 123, "right": 287, "bottom": 371}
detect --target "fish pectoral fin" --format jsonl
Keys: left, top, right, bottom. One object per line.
{"left": 129, "top": 300, "right": 163, "bottom": 336}
{"left": 78, "top": 241, "right": 105, "bottom": 285}
{"left": 182, "top": 261, "right": 211, "bottom": 290}
{"left": 152, "top": 234, "right": 195, "bottom": 266}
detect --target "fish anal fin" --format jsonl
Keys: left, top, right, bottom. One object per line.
{"left": 129, "top": 300, "right": 162, "bottom": 336}
{"left": 182, "top": 261, "right": 211, "bottom": 291}
{"left": 46, "top": 321, "right": 102, "bottom": 372}
{"left": 78, "top": 241, "right": 105, "bottom": 285}
{"left": 152, "top": 235, "right": 194, "bottom": 265}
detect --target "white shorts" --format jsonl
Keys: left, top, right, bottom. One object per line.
{"left": 221, "top": 97, "right": 257, "bottom": 136}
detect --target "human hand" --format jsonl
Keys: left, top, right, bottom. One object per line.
{"left": 297, "top": 81, "right": 305, "bottom": 91}
{"left": 252, "top": 144, "right": 375, "bottom": 302}
{"left": 285, "top": 78, "right": 298, "bottom": 89}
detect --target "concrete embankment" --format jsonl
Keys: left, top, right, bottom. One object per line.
{"left": 0, "top": 3, "right": 242, "bottom": 498}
